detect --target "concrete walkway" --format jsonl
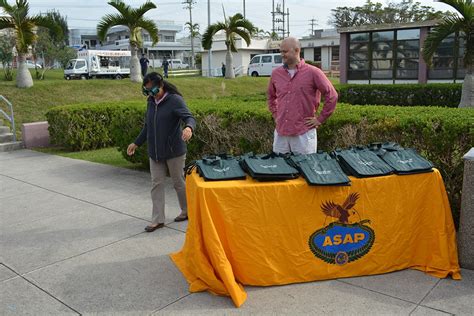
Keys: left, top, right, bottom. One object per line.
{"left": 1, "top": 150, "right": 473, "bottom": 315}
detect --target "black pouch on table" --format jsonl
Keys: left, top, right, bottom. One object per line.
{"left": 332, "top": 146, "right": 394, "bottom": 178}
{"left": 287, "top": 151, "right": 351, "bottom": 186}
{"left": 185, "top": 154, "right": 246, "bottom": 181}
{"left": 368, "top": 143, "right": 434, "bottom": 174}
{"left": 240, "top": 152, "right": 299, "bottom": 181}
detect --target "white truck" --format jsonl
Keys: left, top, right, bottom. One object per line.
{"left": 64, "top": 50, "right": 131, "bottom": 80}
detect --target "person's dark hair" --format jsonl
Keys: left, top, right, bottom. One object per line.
{"left": 143, "top": 72, "right": 182, "bottom": 96}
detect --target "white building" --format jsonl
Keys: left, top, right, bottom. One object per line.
{"left": 200, "top": 29, "right": 340, "bottom": 77}
{"left": 68, "top": 20, "right": 201, "bottom": 66}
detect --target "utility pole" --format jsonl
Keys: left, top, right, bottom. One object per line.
{"left": 243, "top": 0, "right": 246, "bottom": 18}
{"left": 309, "top": 18, "right": 317, "bottom": 37}
{"left": 207, "top": 0, "right": 212, "bottom": 77}
{"left": 271, "top": 1, "right": 290, "bottom": 40}
{"left": 182, "top": 0, "right": 196, "bottom": 69}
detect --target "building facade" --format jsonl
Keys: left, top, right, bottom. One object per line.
{"left": 338, "top": 21, "right": 466, "bottom": 84}
{"left": 68, "top": 20, "right": 201, "bottom": 66}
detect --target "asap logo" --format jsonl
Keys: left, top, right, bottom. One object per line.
{"left": 308, "top": 193, "right": 375, "bottom": 265}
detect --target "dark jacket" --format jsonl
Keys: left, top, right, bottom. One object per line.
{"left": 134, "top": 93, "right": 196, "bottom": 161}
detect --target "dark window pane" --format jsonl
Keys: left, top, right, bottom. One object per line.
{"left": 350, "top": 51, "right": 369, "bottom": 60}
{"left": 348, "top": 70, "right": 369, "bottom": 80}
{"left": 397, "top": 29, "right": 420, "bottom": 40}
{"left": 350, "top": 60, "right": 369, "bottom": 70}
{"left": 372, "top": 59, "right": 393, "bottom": 69}
{"left": 397, "top": 69, "right": 418, "bottom": 79}
{"left": 262, "top": 56, "right": 272, "bottom": 63}
{"left": 429, "top": 69, "right": 454, "bottom": 79}
{"left": 397, "top": 59, "right": 418, "bottom": 70}
{"left": 437, "top": 37, "right": 455, "bottom": 48}
{"left": 250, "top": 57, "right": 260, "bottom": 64}
{"left": 372, "top": 41, "right": 393, "bottom": 50}
{"left": 432, "top": 57, "right": 454, "bottom": 68}
{"left": 372, "top": 50, "right": 393, "bottom": 59}
{"left": 371, "top": 70, "right": 393, "bottom": 79}
{"left": 397, "top": 49, "right": 419, "bottom": 58}
{"left": 397, "top": 40, "right": 419, "bottom": 50}
{"left": 457, "top": 67, "right": 466, "bottom": 79}
{"left": 350, "top": 43, "right": 368, "bottom": 51}
{"left": 274, "top": 55, "right": 282, "bottom": 63}
{"left": 332, "top": 47, "right": 339, "bottom": 61}
{"left": 434, "top": 47, "right": 454, "bottom": 57}
{"left": 350, "top": 33, "right": 369, "bottom": 42}
{"left": 314, "top": 47, "right": 321, "bottom": 61}
{"left": 373, "top": 31, "right": 394, "bottom": 41}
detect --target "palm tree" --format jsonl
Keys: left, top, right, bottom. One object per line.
{"left": 98, "top": 0, "right": 158, "bottom": 83}
{"left": 202, "top": 12, "right": 255, "bottom": 79}
{"left": 185, "top": 21, "right": 199, "bottom": 69}
{"left": 0, "top": 0, "right": 62, "bottom": 88}
{"left": 422, "top": 0, "right": 473, "bottom": 108}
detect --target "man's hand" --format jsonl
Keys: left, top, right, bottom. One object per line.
{"left": 127, "top": 143, "right": 138, "bottom": 156}
{"left": 182, "top": 127, "right": 193, "bottom": 142}
{"left": 305, "top": 116, "right": 322, "bottom": 128}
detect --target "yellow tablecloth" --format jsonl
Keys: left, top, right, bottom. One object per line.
{"left": 170, "top": 169, "right": 461, "bottom": 307}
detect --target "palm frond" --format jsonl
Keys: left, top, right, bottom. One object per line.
{"left": 97, "top": 13, "right": 127, "bottom": 41}
{"left": 438, "top": 0, "right": 473, "bottom": 20}
{"left": 31, "top": 14, "right": 63, "bottom": 39}
{"left": 422, "top": 17, "right": 464, "bottom": 65}
{"left": 232, "top": 28, "right": 252, "bottom": 47}
{"left": 136, "top": 18, "right": 159, "bottom": 45}
{"left": 133, "top": 1, "right": 156, "bottom": 19}
{"left": 0, "top": 0, "right": 13, "bottom": 13}
{"left": 202, "top": 23, "right": 226, "bottom": 50}
{"left": 108, "top": 0, "right": 132, "bottom": 19}
{"left": 0, "top": 16, "right": 14, "bottom": 30}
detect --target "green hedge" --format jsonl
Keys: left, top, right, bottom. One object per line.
{"left": 46, "top": 99, "right": 473, "bottom": 227}
{"left": 337, "top": 84, "right": 462, "bottom": 107}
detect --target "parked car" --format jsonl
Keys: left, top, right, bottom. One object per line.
{"left": 169, "top": 59, "right": 189, "bottom": 69}
{"left": 25, "top": 60, "right": 43, "bottom": 69}
{"left": 247, "top": 53, "right": 282, "bottom": 77}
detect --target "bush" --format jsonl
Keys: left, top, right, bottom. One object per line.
{"left": 47, "top": 99, "right": 473, "bottom": 227}
{"left": 46, "top": 101, "right": 139, "bottom": 151}
{"left": 337, "top": 84, "right": 462, "bottom": 107}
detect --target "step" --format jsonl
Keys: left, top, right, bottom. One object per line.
{"left": 0, "top": 133, "right": 14, "bottom": 143}
{"left": 0, "top": 141, "right": 23, "bottom": 152}
{"left": 0, "top": 126, "right": 11, "bottom": 135}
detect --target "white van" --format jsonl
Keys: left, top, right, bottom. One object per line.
{"left": 247, "top": 53, "right": 283, "bottom": 77}
{"left": 169, "top": 59, "right": 189, "bottom": 69}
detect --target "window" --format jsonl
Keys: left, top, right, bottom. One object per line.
{"left": 75, "top": 60, "right": 86, "bottom": 69}
{"left": 164, "top": 35, "right": 174, "bottom": 42}
{"left": 349, "top": 32, "right": 369, "bottom": 80}
{"left": 348, "top": 29, "right": 421, "bottom": 81}
{"left": 313, "top": 47, "right": 321, "bottom": 61}
{"left": 250, "top": 56, "right": 260, "bottom": 64}
{"left": 261, "top": 56, "right": 272, "bottom": 63}
{"left": 332, "top": 47, "right": 339, "bottom": 61}
{"left": 429, "top": 34, "right": 455, "bottom": 79}
{"left": 274, "top": 55, "right": 282, "bottom": 63}
{"left": 396, "top": 29, "right": 419, "bottom": 79}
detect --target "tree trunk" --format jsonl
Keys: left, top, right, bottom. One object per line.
{"left": 225, "top": 48, "right": 235, "bottom": 79}
{"left": 130, "top": 44, "right": 142, "bottom": 83}
{"left": 16, "top": 54, "right": 34, "bottom": 88}
{"left": 459, "top": 68, "right": 474, "bottom": 108}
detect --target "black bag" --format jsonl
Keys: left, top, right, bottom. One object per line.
{"left": 368, "top": 142, "right": 433, "bottom": 174}
{"left": 185, "top": 154, "right": 246, "bottom": 181}
{"left": 287, "top": 152, "right": 350, "bottom": 186}
{"left": 333, "top": 146, "right": 394, "bottom": 178}
{"left": 240, "top": 152, "right": 299, "bottom": 181}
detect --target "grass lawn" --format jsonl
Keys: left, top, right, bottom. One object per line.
{"left": 0, "top": 69, "right": 273, "bottom": 135}
{"left": 34, "top": 146, "right": 145, "bottom": 170}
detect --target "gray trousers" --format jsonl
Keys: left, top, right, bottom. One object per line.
{"left": 149, "top": 154, "right": 187, "bottom": 224}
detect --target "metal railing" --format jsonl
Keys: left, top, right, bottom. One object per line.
{"left": 0, "top": 95, "right": 16, "bottom": 142}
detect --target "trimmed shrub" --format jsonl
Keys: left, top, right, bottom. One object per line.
{"left": 337, "top": 84, "right": 462, "bottom": 107}
{"left": 47, "top": 99, "right": 473, "bottom": 227}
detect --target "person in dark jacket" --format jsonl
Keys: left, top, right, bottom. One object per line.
{"left": 127, "top": 72, "right": 196, "bottom": 232}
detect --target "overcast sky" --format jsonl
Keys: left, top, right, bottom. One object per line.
{"left": 20, "top": 0, "right": 458, "bottom": 38}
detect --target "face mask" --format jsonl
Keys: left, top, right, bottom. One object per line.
{"left": 142, "top": 85, "right": 160, "bottom": 97}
